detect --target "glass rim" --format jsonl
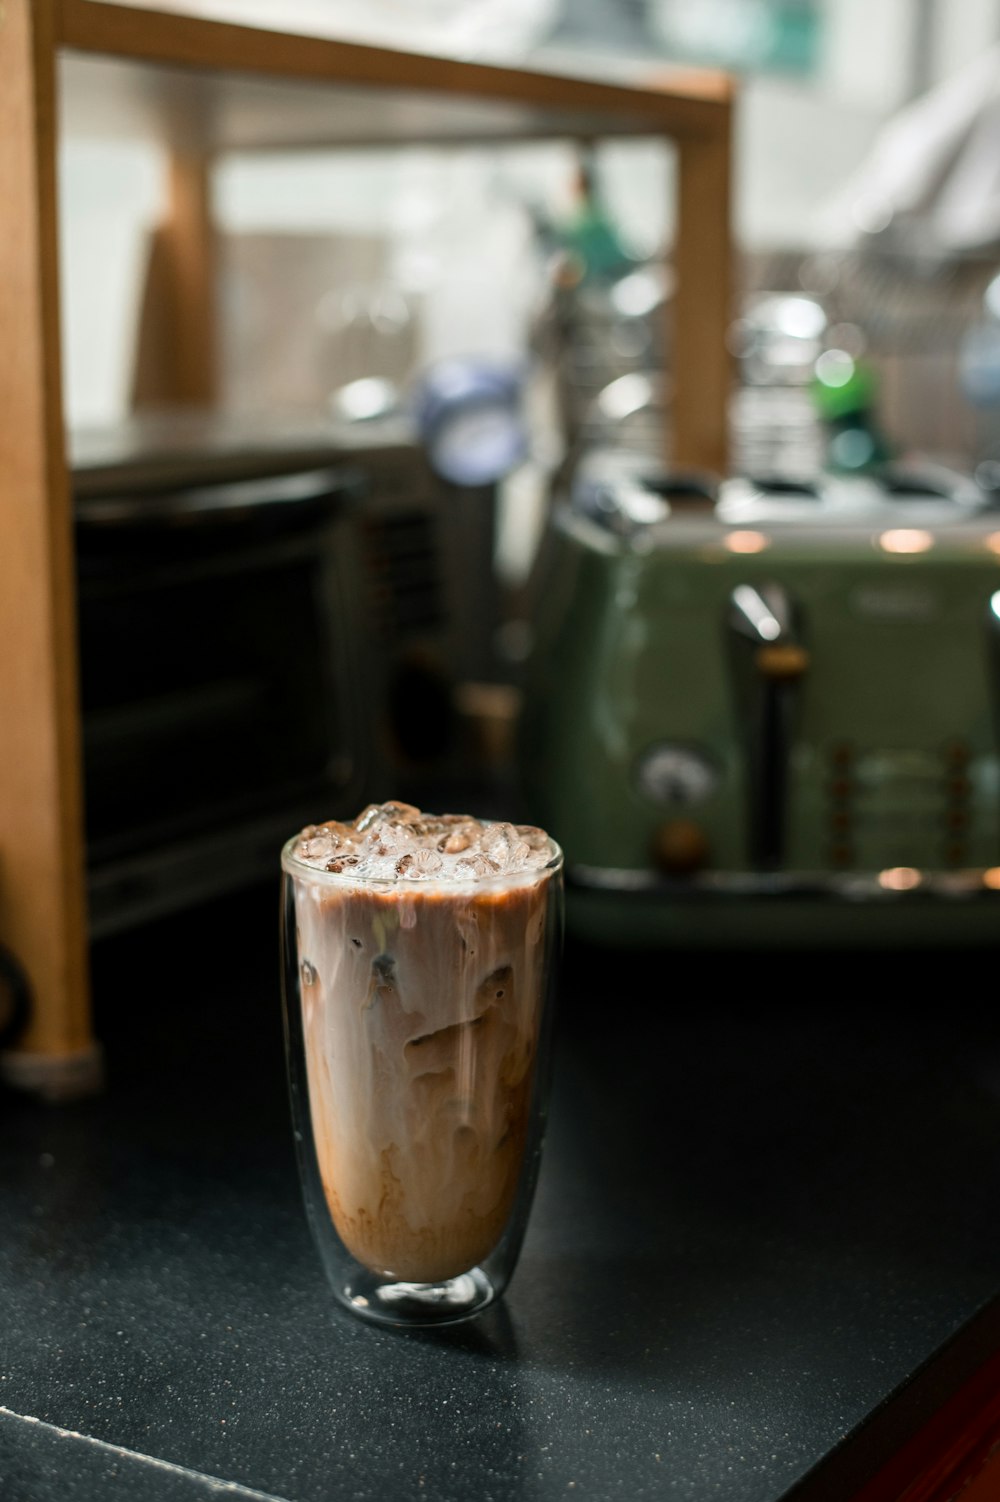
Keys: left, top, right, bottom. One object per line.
{"left": 280, "top": 830, "right": 563, "bottom": 891}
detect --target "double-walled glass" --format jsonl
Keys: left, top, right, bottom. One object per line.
{"left": 281, "top": 836, "right": 563, "bottom": 1328}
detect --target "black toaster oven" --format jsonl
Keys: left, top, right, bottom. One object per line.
{"left": 73, "top": 414, "right": 500, "bottom": 934}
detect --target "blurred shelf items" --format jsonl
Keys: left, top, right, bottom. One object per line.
{"left": 0, "top": 0, "right": 732, "bottom": 1097}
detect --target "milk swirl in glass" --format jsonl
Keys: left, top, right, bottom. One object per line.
{"left": 281, "top": 803, "right": 563, "bottom": 1326}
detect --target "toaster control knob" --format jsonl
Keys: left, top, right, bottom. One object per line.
{"left": 754, "top": 642, "right": 810, "bottom": 680}
{"left": 635, "top": 743, "right": 719, "bottom": 806}
{"left": 652, "top": 818, "right": 709, "bottom": 875}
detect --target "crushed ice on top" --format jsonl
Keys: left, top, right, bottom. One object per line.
{"left": 293, "top": 802, "right": 554, "bottom": 882}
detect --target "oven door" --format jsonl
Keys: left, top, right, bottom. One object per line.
{"left": 76, "top": 466, "right": 370, "bottom": 934}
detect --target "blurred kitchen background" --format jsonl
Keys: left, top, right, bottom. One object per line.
{"left": 61, "top": 0, "right": 1000, "bottom": 937}
{"left": 66, "top": 0, "right": 1000, "bottom": 548}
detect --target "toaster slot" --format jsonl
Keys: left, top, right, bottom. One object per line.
{"left": 728, "top": 583, "right": 809, "bottom": 868}
{"left": 744, "top": 477, "right": 821, "bottom": 499}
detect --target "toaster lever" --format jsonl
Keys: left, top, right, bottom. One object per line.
{"left": 728, "top": 584, "right": 808, "bottom": 868}
{"left": 731, "top": 583, "right": 787, "bottom": 645}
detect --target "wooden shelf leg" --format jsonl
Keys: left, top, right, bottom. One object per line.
{"left": 672, "top": 103, "right": 734, "bottom": 476}
{"left": 0, "top": 0, "right": 101, "bottom": 1101}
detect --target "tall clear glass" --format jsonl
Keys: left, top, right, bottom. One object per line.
{"left": 281, "top": 834, "right": 563, "bottom": 1328}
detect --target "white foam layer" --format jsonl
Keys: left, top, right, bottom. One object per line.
{"left": 291, "top": 802, "right": 554, "bottom": 883}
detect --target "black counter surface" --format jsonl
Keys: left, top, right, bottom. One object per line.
{"left": 3, "top": 886, "right": 1000, "bottom": 1502}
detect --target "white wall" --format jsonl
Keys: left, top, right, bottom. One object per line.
{"left": 931, "top": 0, "right": 1000, "bottom": 82}
{"left": 59, "top": 139, "right": 164, "bottom": 426}
{"left": 736, "top": 77, "right": 885, "bottom": 249}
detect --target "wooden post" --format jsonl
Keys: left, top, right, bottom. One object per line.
{"left": 672, "top": 98, "right": 734, "bottom": 476}
{"left": 0, "top": 0, "right": 100, "bottom": 1098}
{"left": 132, "top": 149, "right": 218, "bottom": 406}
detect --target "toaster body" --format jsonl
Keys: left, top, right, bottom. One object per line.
{"left": 523, "top": 451, "right": 1000, "bottom": 946}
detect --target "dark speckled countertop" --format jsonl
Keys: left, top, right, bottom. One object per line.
{"left": 3, "top": 887, "right": 1000, "bottom": 1502}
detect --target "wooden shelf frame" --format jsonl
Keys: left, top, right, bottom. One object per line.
{"left": 1, "top": 0, "right": 733, "bottom": 1093}
{"left": 58, "top": 0, "right": 733, "bottom": 141}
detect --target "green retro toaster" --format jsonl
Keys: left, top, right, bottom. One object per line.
{"left": 522, "top": 449, "right": 1000, "bottom": 947}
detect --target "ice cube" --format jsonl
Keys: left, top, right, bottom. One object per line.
{"left": 295, "top": 805, "right": 553, "bottom": 884}
{"left": 507, "top": 840, "right": 532, "bottom": 871}
{"left": 524, "top": 846, "right": 551, "bottom": 869}
{"left": 377, "top": 822, "right": 415, "bottom": 853}
{"left": 515, "top": 824, "right": 549, "bottom": 850}
{"left": 300, "top": 831, "right": 340, "bottom": 863}
{"left": 481, "top": 822, "right": 517, "bottom": 870}
{"left": 326, "top": 854, "right": 360, "bottom": 873}
{"left": 439, "top": 827, "right": 474, "bottom": 854}
{"left": 382, "top": 801, "right": 422, "bottom": 825}
{"left": 410, "top": 848, "right": 443, "bottom": 876}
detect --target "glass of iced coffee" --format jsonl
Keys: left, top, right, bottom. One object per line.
{"left": 280, "top": 802, "right": 563, "bottom": 1327}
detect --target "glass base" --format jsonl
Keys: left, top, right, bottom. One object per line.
{"left": 342, "top": 1266, "right": 496, "bottom": 1328}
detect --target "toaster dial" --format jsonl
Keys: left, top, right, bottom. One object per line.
{"left": 635, "top": 743, "right": 719, "bottom": 806}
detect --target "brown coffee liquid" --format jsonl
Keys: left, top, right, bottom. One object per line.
{"left": 294, "top": 873, "right": 551, "bottom": 1282}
